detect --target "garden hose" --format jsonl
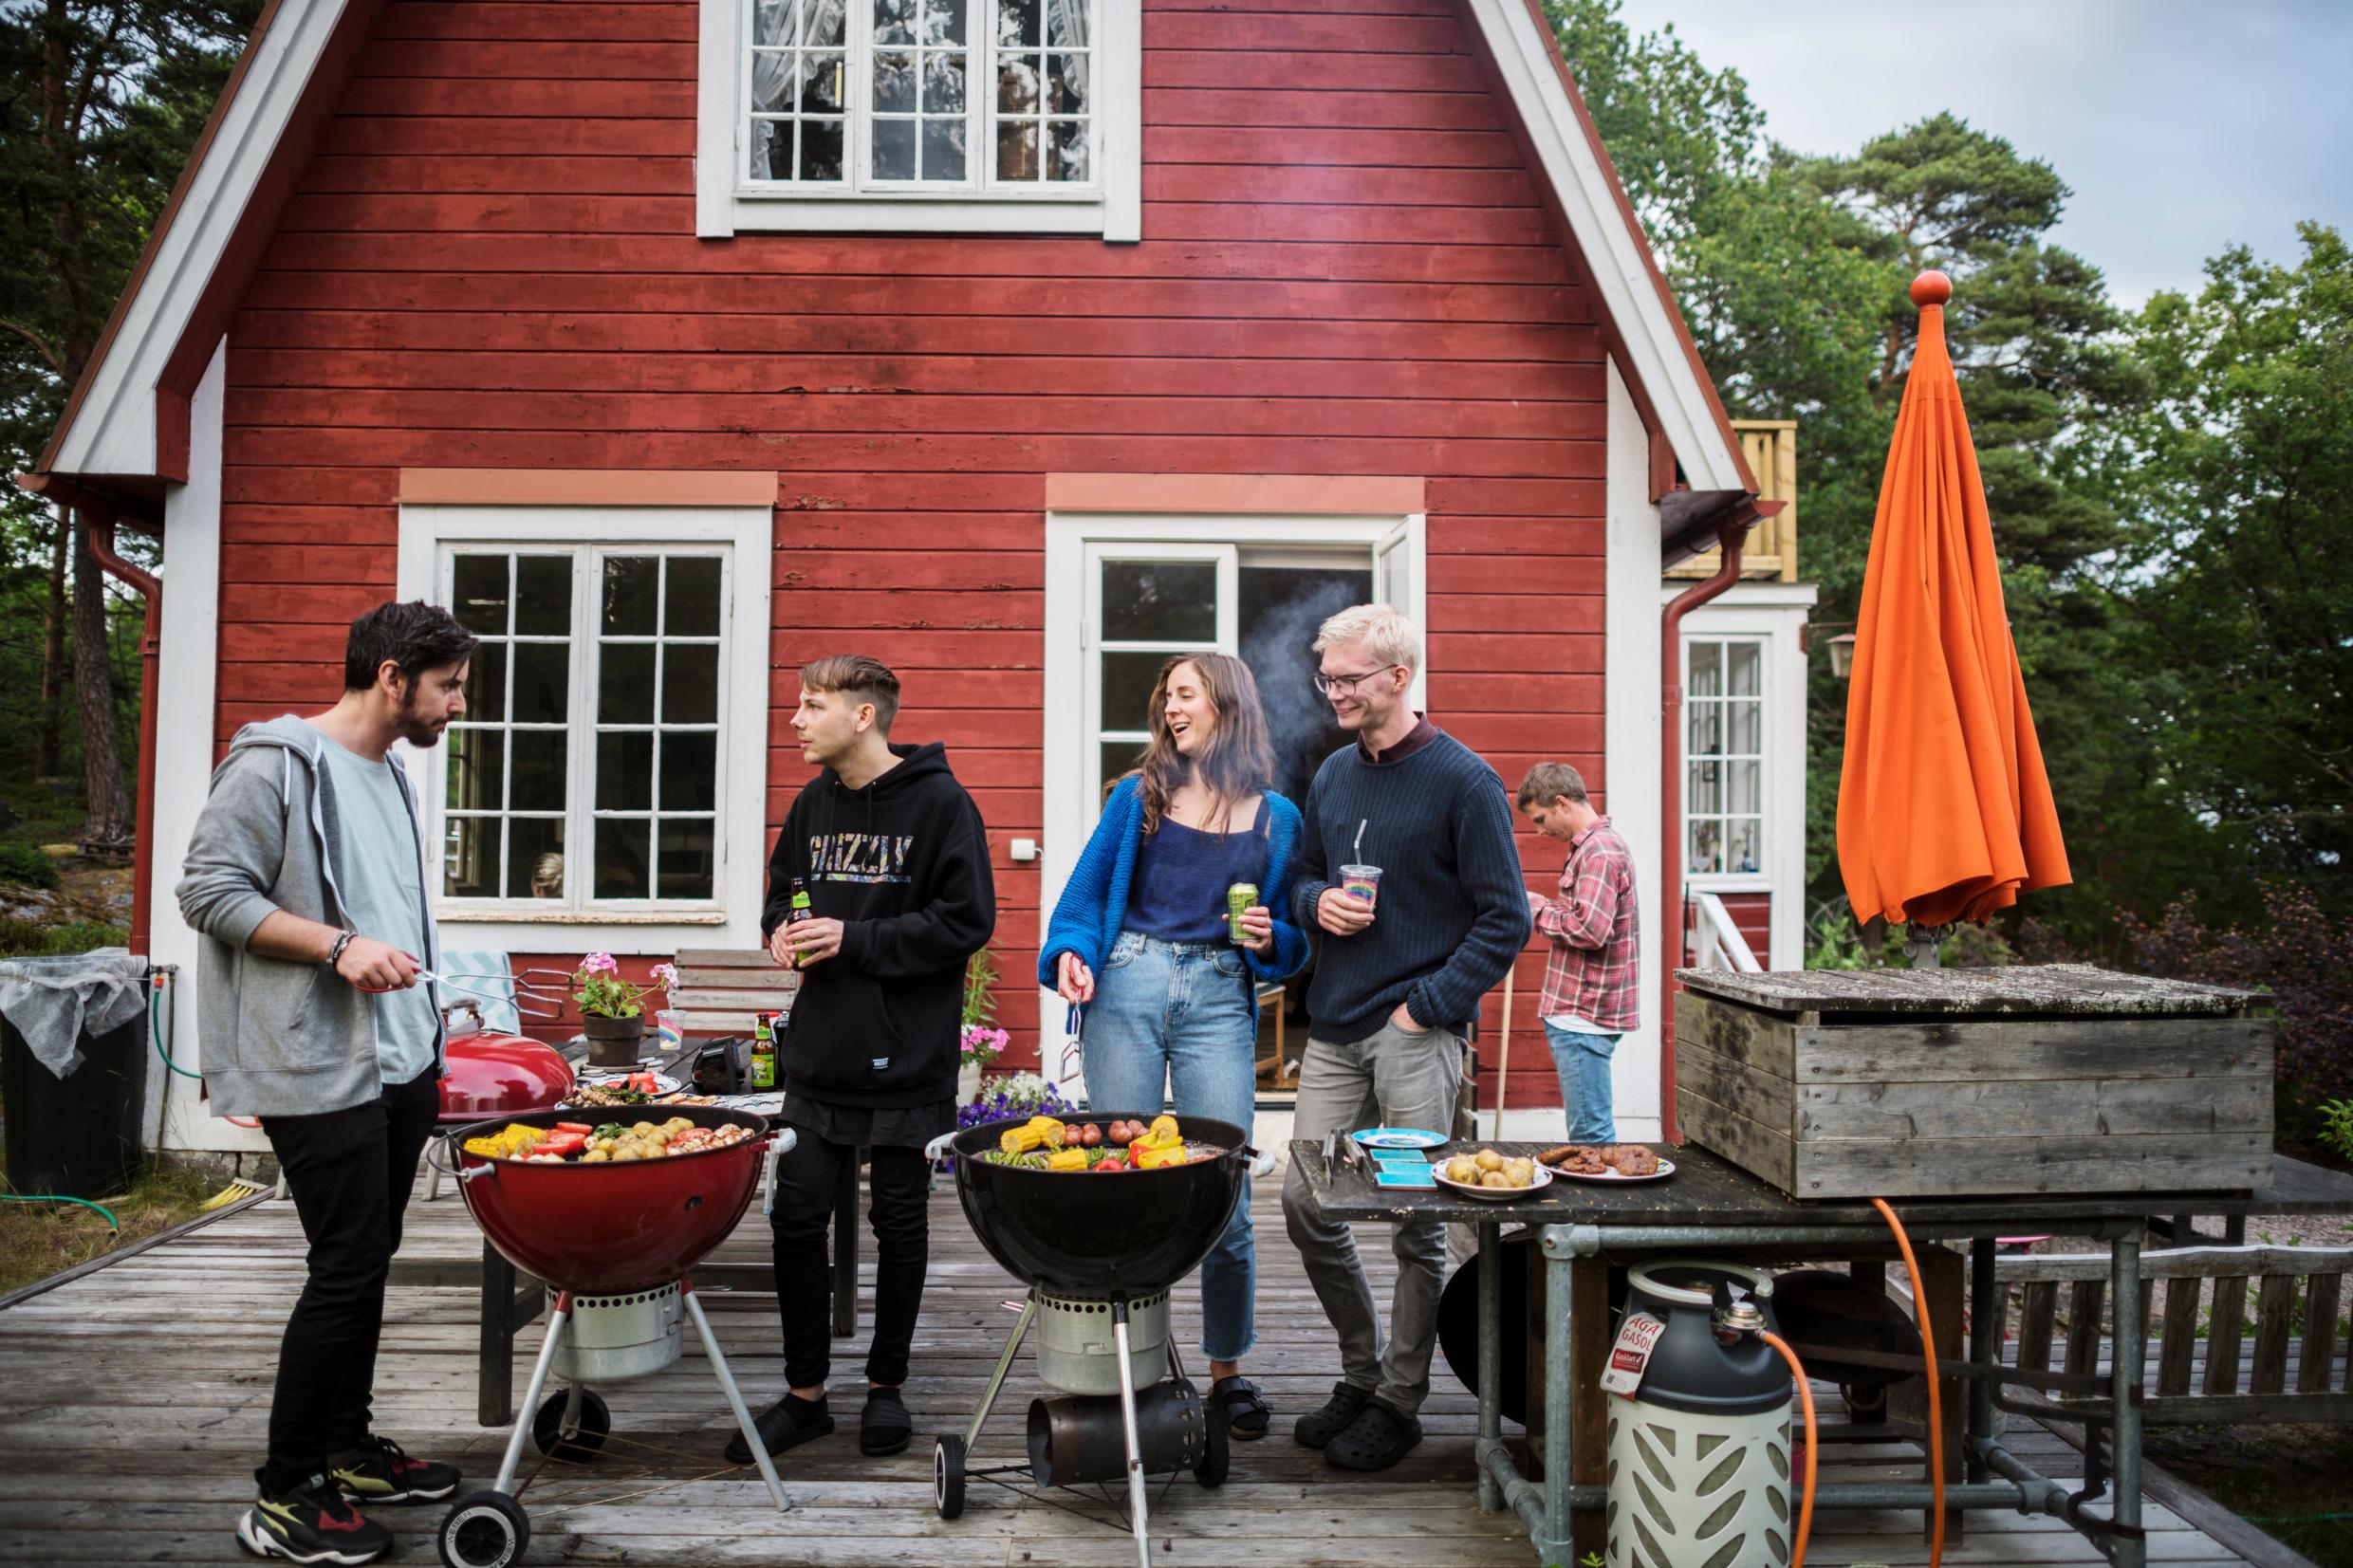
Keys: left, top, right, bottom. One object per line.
{"left": 0, "top": 1193, "right": 119, "bottom": 1232}
{"left": 1761, "top": 1329, "right": 1818, "bottom": 1567}
{"left": 151, "top": 977, "right": 202, "bottom": 1079}
{"left": 1874, "top": 1196, "right": 1945, "bottom": 1568}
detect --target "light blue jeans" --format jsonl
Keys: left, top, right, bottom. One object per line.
{"left": 1083, "top": 930, "right": 1259, "bottom": 1362}
{"left": 1546, "top": 1020, "right": 1622, "bottom": 1144}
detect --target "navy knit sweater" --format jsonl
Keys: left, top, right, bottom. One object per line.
{"left": 1288, "top": 728, "right": 1532, "bottom": 1043}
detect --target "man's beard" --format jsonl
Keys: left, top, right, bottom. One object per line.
{"left": 394, "top": 693, "right": 447, "bottom": 748}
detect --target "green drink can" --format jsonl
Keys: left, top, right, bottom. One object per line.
{"left": 1227, "top": 882, "right": 1259, "bottom": 944}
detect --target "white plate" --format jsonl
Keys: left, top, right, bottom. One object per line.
{"left": 1543, "top": 1161, "right": 1675, "bottom": 1185}
{"left": 573, "top": 1070, "right": 680, "bottom": 1093}
{"left": 1428, "top": 1159, "right": 1555, "bottom": 1202}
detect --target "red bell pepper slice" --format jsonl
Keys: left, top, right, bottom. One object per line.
{"left": 537, "top": 1132, "right": 588, "bottom": 1158}
{"left": 554, "top": 1122, "right": 593, "bottom": 1134}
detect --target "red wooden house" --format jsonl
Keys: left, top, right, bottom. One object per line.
{"left": 29, "top": 0, "right": 1811, "bottom": 1154}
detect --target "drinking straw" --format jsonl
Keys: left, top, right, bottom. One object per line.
{"left": 1353, "top": 819, "right": 1367, "bottom": 860}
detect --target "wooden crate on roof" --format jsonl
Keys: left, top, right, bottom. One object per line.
{"left": 1668, "top": 419, "right": 1799, "bottom": 581}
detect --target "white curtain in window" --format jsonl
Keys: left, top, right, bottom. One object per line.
{"left": 749, "top": 0, "right": 849, "bottom": 179}
{"left": 1049, "top": 0, "right": 1087, "bottom": 101}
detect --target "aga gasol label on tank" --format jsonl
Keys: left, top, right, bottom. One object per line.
{"left": 1600, "top": 1312, "right": 1667, "bottom": 1398}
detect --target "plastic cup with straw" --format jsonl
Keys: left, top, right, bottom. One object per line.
{"left": 1339, "top": 819, "right": 1380, "bottom": 912}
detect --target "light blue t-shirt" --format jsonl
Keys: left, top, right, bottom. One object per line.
{"left": 316, "top": 735, "right": 438, "bottom": 1084}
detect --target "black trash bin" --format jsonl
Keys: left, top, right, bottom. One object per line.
{"left": 0, "top": 955, "right": 152, "bottom": 1199}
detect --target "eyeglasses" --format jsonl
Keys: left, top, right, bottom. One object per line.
{"left": 1314, "top": 667, "right": 1392, "bottom": 697}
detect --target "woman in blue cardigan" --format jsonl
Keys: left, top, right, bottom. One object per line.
{"left": 1039, "top": 652, "right": 1307, "bottom": 1439}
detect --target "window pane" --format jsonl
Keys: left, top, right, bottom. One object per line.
{"left": 452, "top": 555, "right": 510, "bottom": 634}
{"left": 803, "top": 56, "right": 845, "bottom": 113}
{"left": 598, "top": 731, "right": 654, "bottom": 810}
{"left": 509, "top": 818, "right": 566, "bottom": 901}
{"left": 874, "top": 0, "right": 916, "bottom": 45}
{"left": 1100, "top": 650, "right": 1167, "bottom": 730}
{"left": 1729, "top": 641, "right": 1762, "bottom": 696}
{"left": 1689, "top": 703, "right": 1722, "bottom": 757}
{"left": 998, "top": 53, "right": 1039, "bottom": 110}
{"left": 1047, "top": 118, "right": 1088, "bottom": 182}
{"left": 1046, "top": 0, "right": 1084, "bottom": 45}
{"left": 600, "top": 643, "right": 657, "bottom": 722}
{"left": 511, "top": 640, "right": 569, "bottom": 725}
{"left": 1688, "top": 641, "right": 1722, "bottom": 699}
{"left": 1102, "top": 560, "right": 1214, "bottom": 641}
{"left": 1047, "top": 52, "right": 1085, "bottom": 114}
{"left": 922, "top": 51, "right": 966, "bottom": 112}
{"left": 1730, "top": 759, "right": 1761, "bottom": 814}
{"left": 873, "top": 117, "right": 916, "bottom": 179}
{"left": 996, "top": 120, "right": 1038, "bottom": 180}
{"left": 751, "top": 0, "right": 792, "bottom": 45}
{"left": 801, "top": 118, "right": 844, "bottom": 179}
{"left": 1729, "top": 697, "right": 1760, "bottom": 755}
{"left": 661, "top": 732, "right": 719, "bottom": 812}
{"left": 749, "top": 118, "right": 791, "bottom": 180}
{"left": 514, "top": 555, "right": 572, "bottom": 636}
{"left": 1100, "top": 740, "right": 1144, "bottom": 791}
{"left": 1689, "top": 819, "right": 1722, "bottom": 876}
{"left": 595, "top": 820, "right": 652, "bottom": 899}
{"left": 1689, "top": 759, "right": 1721, "bottom": 816}
{"left": 665, "top": 557, "right": 723, "bottom": 636}
{"left": 802, "top": 0, "right": 845, "bottom": 46}
{"left": 997, "top": 0, "right": 1039, "bottom": 46}
{"left": 462, "top": 641, "right": 508, "bottom": 724}
{"left": 1729, "top": 818, "right": 1761, "bottom": 875}
{"left": 444, "top": 815, "right": 500, "bottom": 898}
{"left": 873, "top": 50, "right": 916, "bottom": 111}
{"left": 510, "top": 729, "right": 568, "bottom": 812}
{"left": 922, "top": 117, "right": 967, "bottom": 180}
{"left": 922, "top": 0, "right": 968, "bottom": 43}
{"left": 446, "top": 728, "right": 504, "bottom": 813}
{"left": 602, "top": 556, "right": 659, "bottom": 636}
{"left": 665, "top": 644, "right": 720, "bottom": 723}
{"left": 657, "top": 820, "right": 716, "bottom": 900}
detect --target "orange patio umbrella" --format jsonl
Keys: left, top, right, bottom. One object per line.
{"left": 1837, "top": 270, "right": 2070, "bottom": 930}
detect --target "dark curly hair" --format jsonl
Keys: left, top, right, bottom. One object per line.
{"left": 343, "top": 600, "right": 478, "bottom": 692}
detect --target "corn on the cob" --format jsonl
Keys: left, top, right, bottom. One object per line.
{"left": 1046, "top": 1147, "right": 1090, "bottom": 1172}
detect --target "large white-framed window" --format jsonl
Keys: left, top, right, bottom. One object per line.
{"left": 696, "top": 0, "right": 1141, "bottom": 238}
{"left": 397, "top": 505, "right": 773, "bottom": 954}
{"left": 1684, "top": 636, "right": 1767, "bottom": 881}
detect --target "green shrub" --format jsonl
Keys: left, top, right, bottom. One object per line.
{"left": 0, "top": 917, "right": 129, "bottom": 958}
{"left": 0, "top": 844, "right": 60, "bottom": 890}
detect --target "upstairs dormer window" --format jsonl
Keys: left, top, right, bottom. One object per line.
{"left": 698, "top": 0, "right": 1139, "bottom": 237}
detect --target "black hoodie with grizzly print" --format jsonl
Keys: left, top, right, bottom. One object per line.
{"left": 761, "top": 742, "right": 995, "bottom": 1109}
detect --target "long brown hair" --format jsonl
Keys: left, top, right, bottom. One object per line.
{"left": 1127, "top": 653, "right": 1278, "bottom": 836}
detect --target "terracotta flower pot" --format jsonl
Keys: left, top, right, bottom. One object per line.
{"left": 582, "top": 1013, "right": 646, "bottom": 1069}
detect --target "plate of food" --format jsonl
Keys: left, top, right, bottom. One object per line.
{"left": 1537, "top": 1143, "right": 1676, "bottom": 1182}
{"left": 1354, "top": 1126, "right": 1451, "bottom": 1151}
{"left": 1429, "top": 1147, "right": 1553, "bottom": 1200}
{"left": 559, "top": 1071, "right": 679, "bottom": 1109}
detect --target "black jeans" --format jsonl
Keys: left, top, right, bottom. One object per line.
{"left": 257, "top": 1066, "right": 439, "bottom": 1492}
{"left": 769, "top": 1124, "right": 932, "bottom": 1390}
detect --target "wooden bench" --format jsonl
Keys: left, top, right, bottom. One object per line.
{"left": 1997, "top": 1243, "right": 2353, "bottom": 1425}
{"left": 667, "top": 949, "right": 864, "bottom": 1341}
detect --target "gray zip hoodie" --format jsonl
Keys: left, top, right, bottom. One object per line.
{"left": 176, "top": 714, "right": 445, "bottom": 1118}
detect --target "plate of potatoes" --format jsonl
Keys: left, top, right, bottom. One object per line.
{"left": 1428, "top": 1147, "right": 1552, "bottom": 1201}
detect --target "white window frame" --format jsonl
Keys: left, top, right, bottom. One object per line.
{"left": 398, "top": 505, "right": 772, "bottom": 956}
{"left": 696, "top": 0, "right": 1141, "bottom": 239}
{"left": 1680, "top": 634, "right": 1769, "bottom": 888}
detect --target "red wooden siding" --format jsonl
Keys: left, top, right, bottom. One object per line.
{"left": 211, "top": 0, "right": 1612, "bottom": 1107}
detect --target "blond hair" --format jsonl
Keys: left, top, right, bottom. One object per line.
{"left": 1311, "top": 603, "right": 1420, "bottom": 676}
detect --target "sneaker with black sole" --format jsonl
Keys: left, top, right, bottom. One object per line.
{"left": 329, "top": 1434, "right": 461, "bottom": 1504}
{"left": 724, "top": 1392, "right": 834, "bottom": 1464}
{"left": 1293, "top": 1380, "right": 1374, "bottom": 1448}
{"left": 235, "top": 1475, "right": 392, "bottom": 1565}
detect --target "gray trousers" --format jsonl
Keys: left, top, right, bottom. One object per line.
{"left": 1280, "top": 1018, "right": 1465, "bottom": 1418}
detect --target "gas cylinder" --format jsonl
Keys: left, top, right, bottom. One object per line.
{"left": 1604, "top": 1261, "right": 1795, "bottom": 1568}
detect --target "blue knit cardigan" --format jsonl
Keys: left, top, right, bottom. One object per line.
{"left": 1037, "top": 776, "right": 1309, "bottom": 987}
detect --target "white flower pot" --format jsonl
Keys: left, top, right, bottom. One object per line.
{"left": 957, "top": 1061, "right": 982, "bottom": 1105}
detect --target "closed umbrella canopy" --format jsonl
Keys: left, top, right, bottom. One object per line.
{"left": 1837, "top": 271, "right": 2070, "bottom": 928}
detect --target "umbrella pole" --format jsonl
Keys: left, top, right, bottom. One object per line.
{"left": 1903, "top": 925, "right": 1948, "bottom": 969}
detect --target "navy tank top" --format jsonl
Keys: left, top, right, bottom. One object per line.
{"left": 1124, "top": 797, "right": 1271, "bottom": 944}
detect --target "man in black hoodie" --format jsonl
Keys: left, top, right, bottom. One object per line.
{"left": 726, "top": 655, "right": 995, "bottom": 1466}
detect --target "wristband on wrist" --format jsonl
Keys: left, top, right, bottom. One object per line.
{"left": 325, "top": 930, "right": 360, "bottom": 973}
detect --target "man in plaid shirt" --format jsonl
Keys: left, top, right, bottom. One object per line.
{"left": 1515, "top": 763, "right": 1640, "bottom": 1142}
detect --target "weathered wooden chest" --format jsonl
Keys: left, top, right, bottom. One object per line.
{"left": 1673, "top": 965, "right": 2273, "bottom": 1200}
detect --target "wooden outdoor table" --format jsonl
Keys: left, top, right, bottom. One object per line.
{"left": 1293, "top": 1137, "right": 2353, "bottom": 1568}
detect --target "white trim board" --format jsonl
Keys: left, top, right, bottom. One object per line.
{"left": 395, "top": 503, "right": 774, "bottom": 957}
{"left": 1601, "top": 361, "right": 1664, "bottom": 1131}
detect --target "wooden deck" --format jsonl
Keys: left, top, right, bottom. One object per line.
{"left": 0, "top": 1175, "right": 2296, "bottom": 1566}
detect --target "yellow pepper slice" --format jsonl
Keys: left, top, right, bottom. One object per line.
{"left": 1133, "top": 1140, "right": 1188, "bottom": 1170}
{"left": 1147, "top": 1115, "right": 1178, "bottom": 1144}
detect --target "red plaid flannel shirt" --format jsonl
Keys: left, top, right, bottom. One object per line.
{"left": 1531, "top": 815, "right": 1640, "bottom": 1031}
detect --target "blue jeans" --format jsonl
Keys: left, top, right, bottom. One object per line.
{"left": 1083, "top": 931, "right": 1259, "bottom": 1362}
{"left": 1546, "top": 1021, "right": 1621, "bottom": 1144}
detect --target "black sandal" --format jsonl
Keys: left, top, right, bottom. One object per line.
{"left": 1210, "top": 1374, "right": 1271, "bottom": 1441}
{"left": 860, "top": 1386, "right": 914, "bottom": 1457}
{"left": 1324, "top": 1397, "right": 1422, "bottom": 1472}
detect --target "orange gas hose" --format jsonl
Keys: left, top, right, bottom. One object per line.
{"left": 1872, "top": 1196, "right": 1945, "bottom": 1568}
{"left": 1760, "top": 1330, "right": 1817, "bottom": 1568}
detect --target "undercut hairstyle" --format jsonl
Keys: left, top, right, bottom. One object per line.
{"left": 343, "top": 600, "right": 479, "bottom": 692}
{"left": 1516, "top": 762, "right": 1590, "bottom": 810}
{"left": 1311, "top": 603, "right": 1421, "bottom": 677}
{"left": 799, "top": 654, "right": 901, "bottom": 733}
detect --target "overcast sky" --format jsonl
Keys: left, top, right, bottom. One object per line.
{"left": 1612, "top": 0, "right": 2353, "bottom": 308}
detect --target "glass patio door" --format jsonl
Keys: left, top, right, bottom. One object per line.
{"left": 1082, "top": 543, "right": 1237, "bottom": 811}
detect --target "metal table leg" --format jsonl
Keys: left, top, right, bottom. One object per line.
{"left": 1475, "top": 1222, "right": 1502, "bottom": 1513}
{"left": 1543, "top": 1240, "right": 1573, "bottom": 1566}
{"left": 2110, "top": 1229, "right": 2144, "bottom": 1568}
{"left": 1968, "top": 1236, "right": 1996, "bottom": 1485}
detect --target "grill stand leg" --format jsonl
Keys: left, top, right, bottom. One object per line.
{"left": 967, "top": 1295, "right": 1037, "bottom": 1448}
{"left": 1112, "top": 1300, "right": 1152, "bottom": 1568}
{"left": 495, "top": 1292, "right": 572, "bottom": 1495}
{"left": 684, "top": 1280, "right": 792, "bottom": 1513}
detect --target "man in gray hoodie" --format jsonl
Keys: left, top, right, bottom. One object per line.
{"left": 177, "top": 600, "right": 474, "bottom": 1566}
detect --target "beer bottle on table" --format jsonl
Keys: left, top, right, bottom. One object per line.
{"left": 750, "top": 1011, "right": 776, "bottom": 1090}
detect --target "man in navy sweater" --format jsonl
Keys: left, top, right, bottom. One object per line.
{"left": 1279, "top": 604, "right": 1531, "bottom": 1471}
